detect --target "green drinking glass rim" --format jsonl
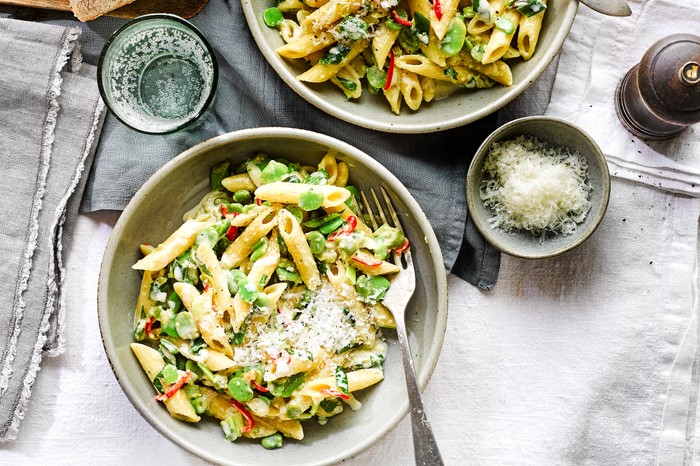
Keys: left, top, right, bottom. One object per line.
{"left": 97, "top": 13, "right": 219, "bottom": 135}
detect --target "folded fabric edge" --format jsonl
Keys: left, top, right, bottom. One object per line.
{"left": 44, "top": 98, "right": 106, "bottom": 358}
{"left": 606, "top": 155, "right": 700, "bottom": 198}
{"left": 450, "top": 215, "right": 501, "bottom": 291}
{"left": 0, "top": 26, "right": 82, "bottom": 441}
{"left": 655, "top": 228, "right": 700, "bottom": 463}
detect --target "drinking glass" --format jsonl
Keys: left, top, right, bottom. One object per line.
{"left": 98, "top": 14, "right": 218, "bottom": 134}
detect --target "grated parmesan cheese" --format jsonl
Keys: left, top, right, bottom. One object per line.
{"left": 230, "top": 280, "right": 375, "bottom": 381}
{"left": 480, "top": 136, "right": 591, "bottom": 239}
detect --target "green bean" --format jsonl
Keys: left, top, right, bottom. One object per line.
{"left": 366, "top": 65, "right": 387, "bottom": 90}
{"left": 228, "top": 377, "right": 254, "bottom": 402}
{"left": 303, "top": 170, "right": 329, "bottom": 185}
{"left": 233, "top": 190, "right": 252, "bottom": 204}
{"left": 318, "top": 217, "right": 344, "bottom": 235}
{"left": 238, "top": 278, "right": 259, "bottom": 304}
{"left": 254, "top": 292, "right": 270, "bottom": 309}
{"left": 302, "top": 213, "right": 341, "bottom": 229}
{"left": 355, "top": 275, "right": 391, "bottom": 303}
{"left": 471, "top": 43, "right": 486, "bottom": 62}
{"left": 261, "top": 433, "right": 283, "bottom": 449}
{"left": 195, "top": 219, "right": 230, "bottom": 248}
{"left": 494, "top": 16, "right": 515, "bottom": 34}
{"left": 190, "top": 396, "right": 209, "bottom": 414}
{"left": 513, "top": 0, "right": 547, "bottom": 17}
{"left": 439, "top": 17, "right": 467, "bottom": 57}
{"left": 175, "top": 311, "right": 199, "bottom": 340}
{"left": 221, "top": 412, "right": 244, "bottom": 441}
{"left": 276, "top": 259, "right": 301, "bottom": 283}
{"left": 298, "top": 190, "right": 324, "bottom": 211}
{"left": 210, "top": 160, "right": 230, "bottom": 191}
{"left": 250, "top": 236, "right": 269, "bottom": 262}
{"left": 305, "top": 230, "right": 326, "bottom": 255}
{"left": 261, "top": 160, "right": 290, "bottom": 184}
{"left": 374, "top": 224, "right": 405, "bottom": 248}
{"left": 263, "top": 7, "right": 284, "bottom": 27}
{"left": 185, "top": 360, "right": 203, "bottom": 379}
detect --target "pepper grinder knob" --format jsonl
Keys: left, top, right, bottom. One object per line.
{"left": 615, "top": 33, "right": 700, "bottom": 140}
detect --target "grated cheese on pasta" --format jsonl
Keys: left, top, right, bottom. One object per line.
{"left": 480, "top": 136, "right": 591, "bottom": 239}
{"left": 231, "top": 281, "right": 370, "bottom": 379}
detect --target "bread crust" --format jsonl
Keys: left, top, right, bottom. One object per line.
{"left": 69, "top": 0, "right": 138, "bottom": 21}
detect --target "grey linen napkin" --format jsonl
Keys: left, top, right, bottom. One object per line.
{"left": 5, "top": 0, "right": 500, "bottom": 290}
{"left": 0, "top": 19, "right": 105, "bottom": 441}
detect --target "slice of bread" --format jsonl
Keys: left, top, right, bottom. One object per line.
{"left": 69, "top": 0, "right": 138, "bottom": 21}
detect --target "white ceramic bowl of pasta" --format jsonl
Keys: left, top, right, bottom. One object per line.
{"left": 98, "top": 127, "right": 448, "bottom": 465}
{"left": 240, "top": 0, "right": 578, "bottom": 133}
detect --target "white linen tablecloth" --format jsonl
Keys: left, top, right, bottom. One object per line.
{"left": 2, "top": 174, "right": 699, "bottom": 465}
{"left": 4, "top": 0, "right": 700, "bottom": 464}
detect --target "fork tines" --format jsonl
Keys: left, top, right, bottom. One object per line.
{"left": 359, "top": 187, "right": 410, "bottom": 267}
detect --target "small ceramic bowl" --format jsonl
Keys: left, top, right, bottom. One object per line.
{"left": 98, "top": 127, "right": 448, "bottom": 465}
{"left": 466, "top": 116, "right": 611, "bottom": 259}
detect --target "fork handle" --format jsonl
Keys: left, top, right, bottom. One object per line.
{"left": 396, "top": 322, "right": 444, "bottom": 466}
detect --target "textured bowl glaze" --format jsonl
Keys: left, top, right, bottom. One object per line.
{"left": 98, "top": 127, "right": 448, "bottom": 465}
{"left": 466, "top": 116, "right": 611, "bottom": 259}
{"left": 241, "top": 0, "right": 578, "bottom": 133}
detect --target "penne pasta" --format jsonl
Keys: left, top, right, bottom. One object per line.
{"left": 372, "top": 23, "right": 400, "bottom": 69}
{"left": 297, "top": 40, "right": 369, "bottom": 83}
{"left": 335, "top": 162, "right": 349, "bottom": 187}
{"left": 222, "top": 173, "right": 256, "bottom": 192}
{"left": 262, "top": 0, "right": 546, "bottom": 114}
{"left": 130, "top": 343, "right": 200, "bottom": 422}
{"left": 399, "top": 70, "right": 423, "bottom": 111}
{"left": 220, "top": 206, "right": 278, "bottom": 269}
{"left": 254, "top": 182, "right": 350, "bottom": 209}
{"left": 300, "top": 368, "right": 384, "bottom": 398}
{"left": 482, "top": 8, "right": 521, "bottom": 64}
{"left": 350, "top": 250, "right": 401, "bottom": 276}
{"left": 174, "top": 282, "right": 233, "bottom": 357}
{"left": 129, "top": 153, "right": 412, "bottom": 447}
{"left": 430, "top": 0, "right": 460, "bottom": 40}
{"left": 276, "top": 31, "right": 336, "bottom": 59}
{"left": 278, "top": 209, "right": 321, "bottom": 289}
{"left": 196, "top": 242, "right": 235, "bottom": 317}
{"left": 301, "top": 0, "right": 364, "bottom": 32}
{"left": 317, "top": 153, "right": 339, "bottom": 185}
{"left": 518, "top": 0, "right": 546, "bottom": 60}
{"left": 132, "top": 219, "right": 211, "bottom": 271}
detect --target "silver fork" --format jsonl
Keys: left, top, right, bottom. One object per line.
{"left": 359, "top": 187, "right": 444, "bottom": 466}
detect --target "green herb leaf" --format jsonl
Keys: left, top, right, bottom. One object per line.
{"left": 335, "top": 366, "right": 349, "bottom": 396}
{"left": 319, "top": 44, "right": 351, "bottom": 65}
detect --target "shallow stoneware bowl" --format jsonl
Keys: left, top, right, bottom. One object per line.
{"left": 98, "top": 127, "right": 448, "bottom": 465}
{"left": 240, "top": 0, "right": 578, "bottom": 133}
{"left": 466, "top": 116, "right": 611, "bottom": 259}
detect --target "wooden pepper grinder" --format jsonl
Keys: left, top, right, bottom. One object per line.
{"left": 615, "top": 33, "right": 700, "bottom": 140}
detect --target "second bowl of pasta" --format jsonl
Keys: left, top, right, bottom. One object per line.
{"left": 98, "top": 127, "right": 448, "bottom": 465}
{"left": 241, "top": 0, "right": 578, "bottom": 133}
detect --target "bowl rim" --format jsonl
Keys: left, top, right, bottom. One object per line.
{"left": 240, "top": 0, "right": 579, "bottom": 134}
{"left": 97, "top": 127, "right": 449, "bottom": 465}
{"left": 97, "top": 13, "right": 219, "bottom": 135}
{"left": 466, "top": 115, "right": 611, "bottom": 259}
